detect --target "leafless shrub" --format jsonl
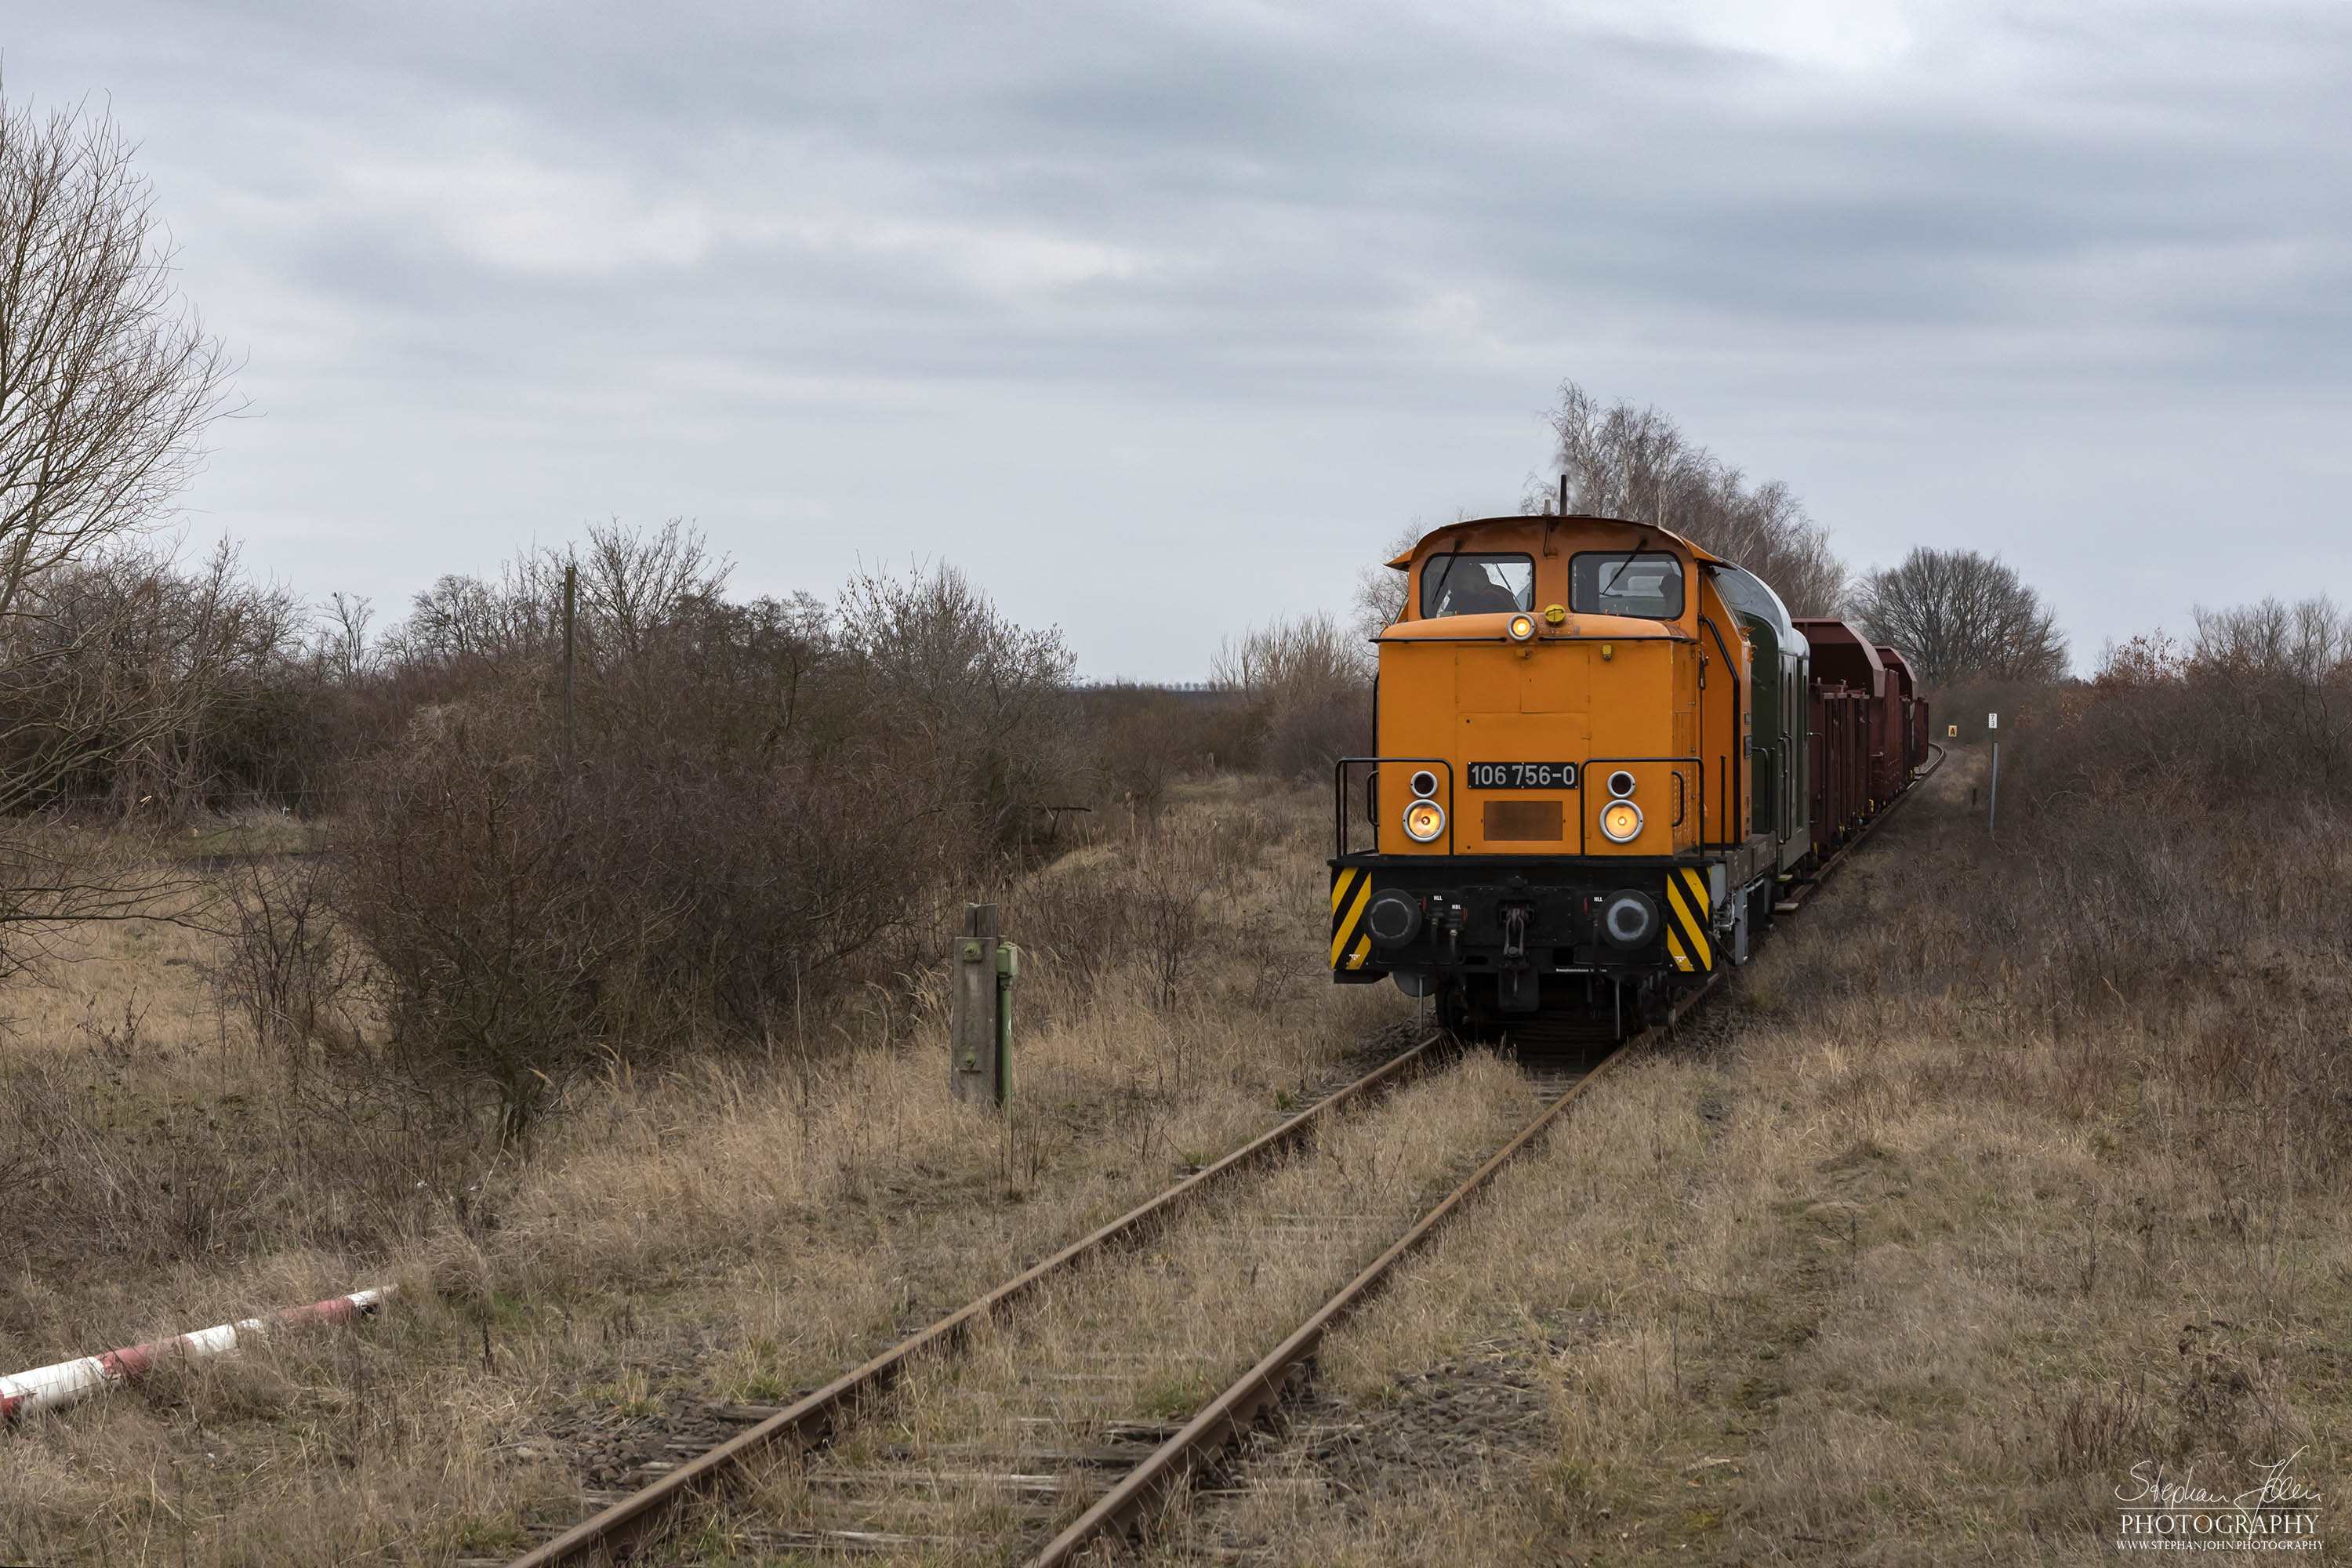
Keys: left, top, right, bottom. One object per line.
{"left": 1214, "top": 612, "right": 1372, "bottom": 779}
{"left": 335, "top": 695, "right": 935, "bottom": 1140}
{"left": 834, "top": 560, "right": 1081, "bottom": 855}
{"left": 321, "top": 534, "right": 1080, "bottom": 1139}
{"left": 1081, "top": 683, "right": 1251, "bottom": 818}
{"left": 213, "top": 857, "right": 368, "bottom": 1062}
{"left": 336, "top": 713, "right": 641, "bottom": 1142}
{"left": 1131, "top": 823, "right": 1222, "bottom": 1009}
{"left": 0, "top": 540, "right": 324, "bottom": 818}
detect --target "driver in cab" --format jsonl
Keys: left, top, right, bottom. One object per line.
{"left": 1425, "top": 560, "right": 1522, "bottom": 617}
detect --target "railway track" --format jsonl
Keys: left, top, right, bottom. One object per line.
{"left": 508, "top": 1035, "right": 1451, "bottom": 1567}
{"left": 509, "top": 759, "right": 1938, "bottom": 1568}
{"left": 504, "top": 1019, "right": 1677, "bottom": 1567}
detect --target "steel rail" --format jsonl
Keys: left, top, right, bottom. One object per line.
{"left": 1022, "top": 976, "right": 1719, "bottom": 1568}
{"left": 506, "top": 1033, "right": 1446, "bottom": 1568}
{"left": 514, "top": 751, "right": 1937, "bottom": 1566}
{"left": 1026, "top": 762, "right": 1939, "bottom": 1564}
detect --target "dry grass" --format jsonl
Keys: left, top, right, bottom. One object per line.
{"left": 1167, "top": 750, "right": 2349, "bottom": 1565}
{"left": 12, "top": 749, "right": 2349, "bottom": 1566}
{"left": 703, "top": 1052, "right": 1541, "bottom": 1559}
{"left": 0, "top": 778, "right": 1409, "bottom": 1564}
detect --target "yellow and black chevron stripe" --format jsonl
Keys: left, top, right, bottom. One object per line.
{"left": 1664, "top": 867, "right": 1714, "bottom": 974}
{"left": 1329, "top": 866, "right": 1374, "bottom": 971}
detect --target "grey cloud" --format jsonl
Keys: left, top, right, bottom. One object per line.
{"left": 7, "top": 1, "right": 2349, "bottom": 676}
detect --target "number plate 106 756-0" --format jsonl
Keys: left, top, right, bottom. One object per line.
{"left": 1465, "top": 761, "right": 1579, "bottom": 790}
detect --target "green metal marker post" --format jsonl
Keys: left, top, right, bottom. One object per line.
{"left": 993, "top": 941, "right": 1018, "bottom": 1111}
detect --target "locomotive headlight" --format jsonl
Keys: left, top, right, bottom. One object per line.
{"left": 1507, "top": 613, "right": 1537, "bottom": 643}
{"left": 1403, "top": 800, "right": 1446, "bottom": 843}
{"left": 1409, "top": 770, "right": 1439, "bottom": 799}
{"left": 1599, "top": 800, "right": 1643, "bottom": 843}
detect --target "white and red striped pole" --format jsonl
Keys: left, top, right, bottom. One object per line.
{"left": 0, "top": 1287, "right": 390, "bottom": 1424}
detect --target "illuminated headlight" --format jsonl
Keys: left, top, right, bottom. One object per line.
{"left": 1599, "top": 800, "right": 1643, "bottom": 843}
{"left": 1403, "top": 800, "right": 1446, "bottom": 843}
{"left": 1507, "top": 613, "right": 1537, "bottom": 642}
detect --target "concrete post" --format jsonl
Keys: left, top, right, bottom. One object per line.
{"left": 950, "top": 903, "right": 1003, "bottom": 1105}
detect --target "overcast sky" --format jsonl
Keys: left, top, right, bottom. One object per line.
{"left": 10, "top": 0, "right": 2348, "bottom": 678}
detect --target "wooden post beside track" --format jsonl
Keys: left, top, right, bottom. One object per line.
{"left": 951, "top": 903, "right": 1004, "bottom": 1106}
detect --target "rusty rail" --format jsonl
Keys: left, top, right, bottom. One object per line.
{"left": 507, "top": 1032, "right": 1446, "bottom": 1568}
{"left": 514, "top": 751, "right": 1934, "bottom": 1566}
{"left": 1025, "top": 750, "right": 1936, "bottom": 1563}
{"left": 1022, "top": 976, "right": 1718, "bottom": 1567}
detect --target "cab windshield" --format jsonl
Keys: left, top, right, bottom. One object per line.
{"left": 1571, "top": 551, "right": 1685, "bottom": 619}
{"left": 1420, "top": 553, "right": 1534, "bottom": 619}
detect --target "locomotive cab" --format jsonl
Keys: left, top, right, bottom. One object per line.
{"left": 1331, "top": 514, "right": 1786, "bottom": 1037}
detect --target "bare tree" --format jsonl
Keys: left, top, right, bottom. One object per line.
{"left": 1527, "top": 382, "right": 1845, "bottom": 615}
{"left": 1, "top": 92, "right": 235, "bottom": 615}
{"left": 1351, "top": 521, "right": 1427, "bottom": 641}
{"left": 318, "top": 592, "right": 376, "bottom": 683}
{"left": 576, "top": 517, "right": 729, "bottom": 659}
{"left": 0, "top": 89, "right": 240, "bottom": 968}
{"left": 1849, "top": 546, "right": 2069, "bottom": 685}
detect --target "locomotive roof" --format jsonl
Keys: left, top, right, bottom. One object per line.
{"left": 1387, "top": 514, "right": 1733, "bottom": 570}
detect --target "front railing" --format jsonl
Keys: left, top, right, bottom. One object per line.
{"left": 1332, "top": 757, "right": 1453, "bottom": 858}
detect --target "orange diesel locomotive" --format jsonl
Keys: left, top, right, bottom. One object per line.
{"left": 1328, "top": 512, "right": 1923, "bottom": 1037}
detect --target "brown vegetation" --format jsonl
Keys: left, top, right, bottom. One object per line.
{"left": 1158, "top": 682, "right": 2347, "bottom": 1563}
{"left": 1211, "top": 612, "right": 1373, "bottom": 782}
{"left": 0, "top": 777, "right": 1413, "bottom": 1563}
{"left": 5, "top": 597, "right": 2350, "bottom": 1563}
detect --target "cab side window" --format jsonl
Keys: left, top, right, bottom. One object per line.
{"left": 1570, "top": 552, "right": 1685, "bottom": 619}
{"left": 1419, "top": 554, "right": 1534, "bottom": 618}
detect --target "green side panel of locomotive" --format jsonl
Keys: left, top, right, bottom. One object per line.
{"left": 1711, "top": 561, "right": 1814, "bottom": 879}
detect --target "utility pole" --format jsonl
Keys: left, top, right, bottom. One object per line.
{"left": 561, "top": 564, "right": 577, "bottom": 772}
{"left": 1987, "top": 711, "right": 1999, "bottom": 837}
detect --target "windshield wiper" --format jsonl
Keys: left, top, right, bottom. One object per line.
{"left": 1428, "top": 539, "right": 1468, "bottom": 615}
{"left": 1603, "top": 537, "right": 1656, "bottom": 605}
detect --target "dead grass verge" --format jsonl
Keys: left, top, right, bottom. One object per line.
{"left": 0, "top": 779, "right": 1408, "bottom": 1564}
{"left": 1163, "top": 752, "right": 2348, "bottom": 1566}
